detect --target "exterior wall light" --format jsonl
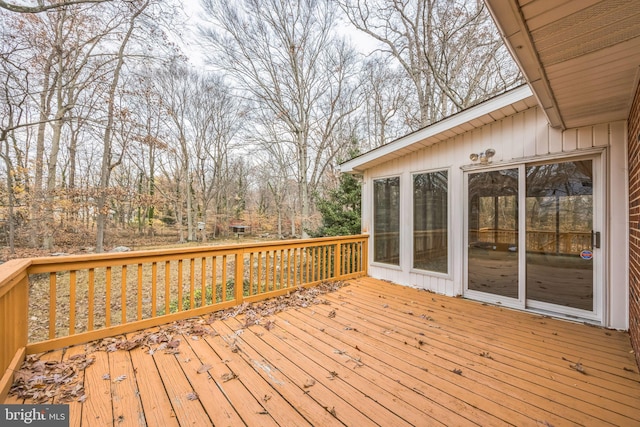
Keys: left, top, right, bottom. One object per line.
{"left": 470, "top": 148, "right": 496, "bottom": 164}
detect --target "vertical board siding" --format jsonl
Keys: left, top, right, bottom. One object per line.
{"left": 628, "top": 82, "right": 640, "bottom": 370}
{"left": 365, "top": 105, "right": 627, "bottom": 325}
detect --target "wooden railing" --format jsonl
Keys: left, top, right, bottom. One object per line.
{"left": 0, "top": 235, "right": 368, "bottom": 400}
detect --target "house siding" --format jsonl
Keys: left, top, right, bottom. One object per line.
{"left": 629, "top": 82, "right": 640, "bottom": 369}
{"left": 362, "top": 104, "right": 628, "bottom": 329}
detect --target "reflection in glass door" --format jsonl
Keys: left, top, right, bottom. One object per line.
{"left": 466, "top": 159, "right": 599, "bottom": 318}
{"left": 467, "top": 169, "right": 519, "bottom": 299}
{"left": 526, "top": 160, "right": 594, "bottom": 311}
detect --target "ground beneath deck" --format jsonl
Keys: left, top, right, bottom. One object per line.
{"left": 5, "top": 277, "right": 640, "bottom": 426}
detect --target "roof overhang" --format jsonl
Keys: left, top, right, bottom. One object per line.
{"left": 340, "top": 85, "right": 535, "bottom": 173}
{"left": 484, "top": 0, "right": 640, "bottom": 130}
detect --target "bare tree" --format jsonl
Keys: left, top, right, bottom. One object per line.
{"left": 95, "top": 0, "right": 151, "bottom": 252}
{"left": 0, "top": 0, "right": 112, "bottom": 14}
{"left": 339, "top": 0, "right": 521, "bottom": 128}
{"left": 202, "top": 0, "right": 361, "bottom": 236}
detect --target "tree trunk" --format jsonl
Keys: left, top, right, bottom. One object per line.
{"left": 96, "top": 1, "right": 148, "bottom": 252}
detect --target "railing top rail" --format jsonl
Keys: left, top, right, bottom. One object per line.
{"left": 25, "top": 235, "right": 369, "bottom": 273}
{"left": 0, "top": 259, "right": 32, "bottom": 298}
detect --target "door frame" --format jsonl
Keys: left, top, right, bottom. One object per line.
{"left": 462, "top": 150, "right": 606, "bottom": 323}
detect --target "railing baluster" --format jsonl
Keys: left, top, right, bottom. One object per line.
{"left": 286, "top": 249, "right": 291, "bottom": 288}
{"left": 273, "top": 250, "right": 278, "bottom": 290}
{"left": 256, "top": 251, "right": 263, "bottom": 294}
{"left": 189, "top": 258, "right": 195, "bottom": 309}
{"left": 265, "top": 251, "right": 270, "bottom": 292}
{"left": 137, "top": 264, "right": 143, "bottom": 320}
{"left": 121, "top": 265, "right": 127, "bottom": 324}
{"left": 292, "top": 249, "right": 298, "bottom": 286}
{"left": 88, "top": 268, "right": 95, "bottom": 331}
{"left": 334, "top": 243, "right": 340, "bottom": 279}
{"left": 212, "top": 256, "right": 218, "bottom": 301}
{"left": 279, "top": 249, "right": 284, "bottom": 289}
{"left": 151, "top": 263, "right": 157, "bottom": 317}
{"left": 177, "top": 260, "right": 183, "bottom": 312}
{"left": 201, "top": 257, "right": 206, "bottom": 307}
{"left": 249, "top": 252, "right": 255, "bottom": 296}
{"left": 106, "top": 267, "right": 112, "bottom": 327}
{"left": 221, "top": 255, "right": 227, "bottom": 300}
{"left": 49, "top": 272, "right": 56, "bottom": 339}
{"left": 69, "top": 270, "right": 76, "bottom": 335}
{"left": 165, "top": 261, "right": 171, "bottom": 315}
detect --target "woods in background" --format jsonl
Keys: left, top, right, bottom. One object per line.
{"left": 0, "top": 0, "right": 520, "bottom": 254}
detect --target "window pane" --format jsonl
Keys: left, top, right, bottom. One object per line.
{"left": 374, "top": 177, "right": 400, "bottom": 265}
{"left": 413, "top": 171, "right": 448, "bottom": 273}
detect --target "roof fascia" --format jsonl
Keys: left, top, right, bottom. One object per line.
{"left": 483, "top": 0, "right": 565, "bottom": 129}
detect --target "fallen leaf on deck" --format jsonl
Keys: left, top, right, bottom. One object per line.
{"left": 570, "top": 362, "right": 586, "bottom": 374}
{"left": 452, "top": 368, "right": 463, "bottom": 375}
{"left": 113, "top": 374, "right": 127, "bottom": 383}
{"left": 221, "top": 372, "right": 238, "bottom": 382}
{"left": 197, "top": 364, "right": 212, "bottom": 374}
{"left": 303, "top": 378, "right": 316, "bottom": 388}
{"left": 186, "top": 392, "right": 199, "bottom": 401}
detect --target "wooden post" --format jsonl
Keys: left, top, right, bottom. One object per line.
{"left": 235, "top": 249, "right": 244, "bottom": 303}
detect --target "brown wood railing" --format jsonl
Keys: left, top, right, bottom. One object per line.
{"left": 0, "top": 235, "right": 367, "bottom": 400}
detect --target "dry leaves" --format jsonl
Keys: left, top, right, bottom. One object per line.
{"left": 11, "top": 281, "right": 347, "bottom": 405}
{"left": 197, "top": 364, "right": 212, "bottom": 374}
{"left": 221, "top": 372, "right": 238, "bottom": 382}
{"left": 215, "top": 281, "right": 347, "bottom": 329}
{"left": 9, "top": 353, "right": 94, "bottom": 403}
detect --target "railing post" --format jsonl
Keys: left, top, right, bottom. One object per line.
{"left": 362, "top": 236, "right": 369, "bottom": 275}
{"left": 235, "top": 249, "right": 244, "bottom": 303}
{"left": 334, "top": 242, "right": 341, "bottom": 279}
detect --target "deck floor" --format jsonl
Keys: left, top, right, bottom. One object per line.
{"left": 5, "top": 277, "right": 640, "bottom": 426}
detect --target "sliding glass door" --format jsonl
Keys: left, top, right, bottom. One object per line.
{"left": 525, "top": 160, "right": 594, "bottom": 312}
{"left": 466, "top": 158, "right": 601, "bottom": 320}
{"left": 467, "top": 168, "right": 520, "bottom": 300}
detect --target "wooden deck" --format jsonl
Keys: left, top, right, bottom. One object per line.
{"left": 5, "top": 277, "right": 640, "bottom": 426}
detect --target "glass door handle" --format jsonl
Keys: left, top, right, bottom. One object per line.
{"left": 591, "top": 231, "right": 601, "bottom": 249}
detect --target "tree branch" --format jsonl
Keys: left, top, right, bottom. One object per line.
{"left": 0, "top": 0, "right": 111, "bottom": 13}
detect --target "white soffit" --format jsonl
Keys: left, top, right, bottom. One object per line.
{"left": 340, "top": 85, "right": 535, "bottom": 173}
{"left": 485, "top": 0, "right": 640, "bottom": 130}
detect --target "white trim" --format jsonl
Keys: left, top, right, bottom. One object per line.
{"left": 460, "top": 146, "right": 606, "bottom": 172}
{"left": 341, "top": 86, "right": 534, "bottom": 173}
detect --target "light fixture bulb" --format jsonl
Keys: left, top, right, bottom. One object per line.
{"left": 469, "top": 153, "right": 479, "bottom": 161}
{"left": 485, "top": 148, "right": 496, "bottom": 158}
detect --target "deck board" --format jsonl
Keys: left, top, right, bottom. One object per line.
{"left": 4, "top": 277, "right": 640, "bottom": 426}
{"left": 126, "top": 333, "right": 179, "bottom": 427}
